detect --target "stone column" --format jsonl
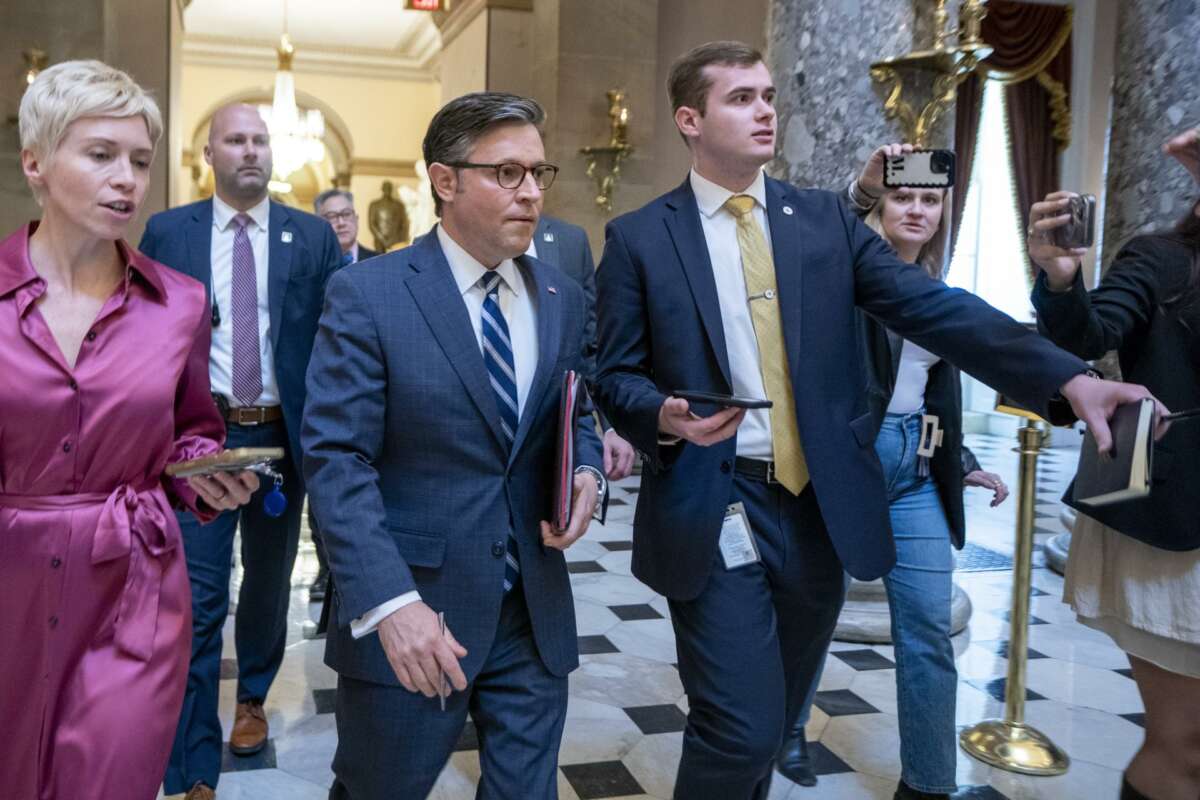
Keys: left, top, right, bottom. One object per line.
{"left": 1101, "top": 0, "right": 1200, "bottom": 257}
{"left": 766, "top": 0, "right": 951, "bottom": 189}
{"left": 766, "top": 0, "right": 968, "bottom": 643}
{"left": 0, "top": 0, "right": 182, "bottom": 241}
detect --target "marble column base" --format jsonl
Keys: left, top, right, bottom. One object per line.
{"left": 833, "top": 578, "right": 973, "bottom": 644}
{"left": 1044, "top": 508, "right": 1076, "bottom": 576}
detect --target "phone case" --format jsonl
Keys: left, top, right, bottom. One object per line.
{"left": 883, "top": 150, "right": 956, "bottom": 189}
{"left": 165, "top": 447, "right": 285, "bottom": 478}
{"left": 1051, "top": 194, "right": 1096, "bottom": 250}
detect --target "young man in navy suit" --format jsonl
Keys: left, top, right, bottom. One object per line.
{"left": 593, "top": 41, "right": 1163, "bottom": 800}
{"left": 303, "top": 92, "right": 605, "bottom": 800}
{"left": 139, "top": 103, "right": 341, "bottom": 800}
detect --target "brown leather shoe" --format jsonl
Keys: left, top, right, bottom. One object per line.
{"left": 229, "top": 700, "right": 268, "bottom": 756}
{"left": 184, "top": 782, "right": 215, "bottom": 800}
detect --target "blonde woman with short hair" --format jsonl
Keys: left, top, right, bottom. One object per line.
{"left": 0, "top": 60, "right": 257, "bottom": 799}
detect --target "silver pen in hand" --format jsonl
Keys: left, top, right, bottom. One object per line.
{"left": 438, "top": 611, "right": 448, "bottom": 711}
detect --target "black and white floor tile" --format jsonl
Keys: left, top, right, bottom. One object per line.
{"left": 162, "top": 435, "right": 1144, "bottom": 799}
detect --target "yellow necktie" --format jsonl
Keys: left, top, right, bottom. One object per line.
{"left": 724, "top": 194, "right": 809, "bottom": 495}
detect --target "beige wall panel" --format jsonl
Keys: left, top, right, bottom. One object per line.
{"left": 439, "top": 10, "right": 489, "bottom": 102}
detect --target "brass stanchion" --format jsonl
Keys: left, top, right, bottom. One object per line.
{"left": 959, "top": 408, "right": 1070, "bottom": 775}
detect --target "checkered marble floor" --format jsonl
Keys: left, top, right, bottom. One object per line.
{"left": 162, "top": 433, "right": 1145, "bottom": 800}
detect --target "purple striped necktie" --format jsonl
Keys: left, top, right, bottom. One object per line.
{"left": 230, "top": 213, "right": 263, "bottom": 405}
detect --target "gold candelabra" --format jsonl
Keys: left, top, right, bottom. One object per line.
{"left": 869, "top": 0, "right": 992, "bottom": 147}
{"left": 580, "top": 89, "right": 633, "bottom": 213}
{"left": 959, "top": 397, "right": 1070, "bottom": 775}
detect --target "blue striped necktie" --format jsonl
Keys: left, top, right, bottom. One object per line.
{"left": 480, "top": 271, "right": 521, "bottom": 591}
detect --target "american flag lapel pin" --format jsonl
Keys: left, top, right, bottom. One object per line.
{"left": 281, "top": 231, "right": 293, "bottom": 243}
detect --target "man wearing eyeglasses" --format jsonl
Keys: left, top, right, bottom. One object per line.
{"left": 315, "top": 189, "right": 378, "bottom": 267}
{"left": 303, "top": 91, "right": 605, "bottom": 799}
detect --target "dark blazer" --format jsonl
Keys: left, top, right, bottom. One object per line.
{"left": 302, "top": 231, "right": 604, "bottom": 685}
{"left": 534, "top": 216, "right": 597, "bottom": 367}
{"left": 594, "top": 176, "right": 1087, "bottom": 597}
{"left": 858, "top": 316, "right": 981, "bottom": 548}
{"left": 139, "top": 199, "right": 341, "bottom": 476}
{"left": 356, "top": 243, "right": 379, "bottom": 262}
{"left": 1032, "top": 233, "right": 1200, "bottom": 550}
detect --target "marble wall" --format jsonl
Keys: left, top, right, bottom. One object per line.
{"left": 0, "top": 0, "right": 180, "bottom": 241}
{"left": 1101, "top": 0, "right": 1200, "bottom": 261}
{"left": 766, "top": 0, "right": 950, "bottom": 191}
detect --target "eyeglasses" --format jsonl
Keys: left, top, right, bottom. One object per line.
{"left": 321, "top": 210, "right": 356, "bottom": 223}
{"left": 444, "top": 161, "right": 559, "bottom": 190}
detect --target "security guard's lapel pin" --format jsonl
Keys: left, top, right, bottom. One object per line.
{"left": 281, "top": 231, "right": 293, "bottom": 243}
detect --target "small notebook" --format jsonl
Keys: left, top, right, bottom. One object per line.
{"left": 1071, "top": 397, "right": 1154, "bottom": 506}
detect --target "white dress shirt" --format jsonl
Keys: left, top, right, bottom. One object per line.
{"left": 689, "top": 168, "right": 775, "bottom": 460}
{"left": 209, "top": 194, "right": 280, "bottom": 406}
{"left": 350, "top": 224, "right": 540, "bottom": 639}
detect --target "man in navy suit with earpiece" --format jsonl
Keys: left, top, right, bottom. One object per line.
{"left": 140, "top": 103, "right": 340, "bottom": 800}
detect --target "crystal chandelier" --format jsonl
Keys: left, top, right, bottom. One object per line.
{"left": 258, "top": 3, "right": 325, "bottom": 180}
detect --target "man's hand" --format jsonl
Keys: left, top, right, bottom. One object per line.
{"left": 1028, "top": 191, "right": 1088, "bottom": 291}
{"left": 857, "top": 142, "right": 915, "bottom": 198}
{"left": 1164, "top": 127, "right": 1200, "bottom": 185}
{"left": 541, "top": 471, "right": 600, "bottom": 551}
{"left": 187, "top": 469, "right": 259, "bottom": 511}
{"left": 964, "top": 470, "right": 1010, "bottom": 507}
{"left": 378, "top": 601, "right": 468, "bottom": 697}
{"left": 602, "top": 429, "right": 636, "bottom": 481}
{"left": 658, "top": 397, "right": 745, "bottom": 446}
{"left": 1059, "top": 374, "right": 1171, "bottom": 453}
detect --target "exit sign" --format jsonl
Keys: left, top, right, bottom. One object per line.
{"left": 405, "top": 0, "right": 447, "bottom": 9}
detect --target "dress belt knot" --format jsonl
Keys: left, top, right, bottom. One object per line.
{"left": 0, "top": 482, "right": 175, "bottom": 662}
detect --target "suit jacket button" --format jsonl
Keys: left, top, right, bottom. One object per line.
{"left": 720, "top": 460, "right": 731, "bottom": 474}
{"left": 491, "top": 541, "right": 505, "bottom": 558}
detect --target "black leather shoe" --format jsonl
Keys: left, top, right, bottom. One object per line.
{"left": 894, "top": 781, "right": 949, "bottom": 800}
{"left": 308, "top": 568, "right": 328, "bottom": 602}
{"left": 775, "top": 727, "right": 817, "bottom": 787}
{"left": 1121, "top": 775, "right": 1153, "bottom": 800}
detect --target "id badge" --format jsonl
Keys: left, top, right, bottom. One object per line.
{"left": 718, "top": 502, "right": 761, "bottom": 570}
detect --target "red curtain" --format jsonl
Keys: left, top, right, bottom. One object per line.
{"left": 952, "top": 0, "right": 1072, "bottom": 283}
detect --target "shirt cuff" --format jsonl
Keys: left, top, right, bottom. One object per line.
{"left": 350, "top": 591, "right": 421, "bottom": 639}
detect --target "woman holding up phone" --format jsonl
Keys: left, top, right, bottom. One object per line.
{"left": 1028, "top": 128, "right": 1200, "bottom": 800}
{"left": 0, "top": 61, "right": 257, "bottom": 800}
{"left": 776, "top": 144, "right": 1009, "bottom": 800}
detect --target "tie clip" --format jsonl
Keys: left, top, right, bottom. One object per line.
{"left": 747, "top": 289, "right": 776, "bottom": 302}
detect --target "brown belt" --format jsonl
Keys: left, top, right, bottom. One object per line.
{"left": 224, "top": 405, "right": 283, "bottom": 425}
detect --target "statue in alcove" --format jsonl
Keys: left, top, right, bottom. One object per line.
{"left": 368, "top": 180, "right": 410, "bottom": 252}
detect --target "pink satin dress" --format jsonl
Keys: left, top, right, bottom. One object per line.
{"left": 0, "top": 223, "right": 225, "bottom": 800}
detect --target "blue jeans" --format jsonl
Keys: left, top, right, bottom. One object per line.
{"left": 877, "top": 411, "right": 957, "bottom": 794}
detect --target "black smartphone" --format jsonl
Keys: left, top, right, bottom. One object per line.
{"left": 883, "top": 149, "right": 956, "bottom": 188}
{"left": 673, "top": 390, "right": 773, "bottom": 410}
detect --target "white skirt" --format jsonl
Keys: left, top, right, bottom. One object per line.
{"left": 1063, "top": 512, "right": 1200, "bottom": 679}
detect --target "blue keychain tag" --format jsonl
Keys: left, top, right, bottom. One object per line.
{"left": 263, "top": 474, "right": 287, "bottom": 518}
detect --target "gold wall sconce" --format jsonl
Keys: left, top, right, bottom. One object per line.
{"left": 6, "top": 49, "right": 48, "bottom": 127}
{"left": 869, "top": 0, "right": 991, "bottom": 146}
{"left": 580, "top": 88, "right": 633, "bottom": 213}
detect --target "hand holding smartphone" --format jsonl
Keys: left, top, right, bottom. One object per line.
{"left": 672, "top": 390, "right": 772, "bottom": 410}
{"left": 883, "top": 149, "right": 956, "bottom": 189}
